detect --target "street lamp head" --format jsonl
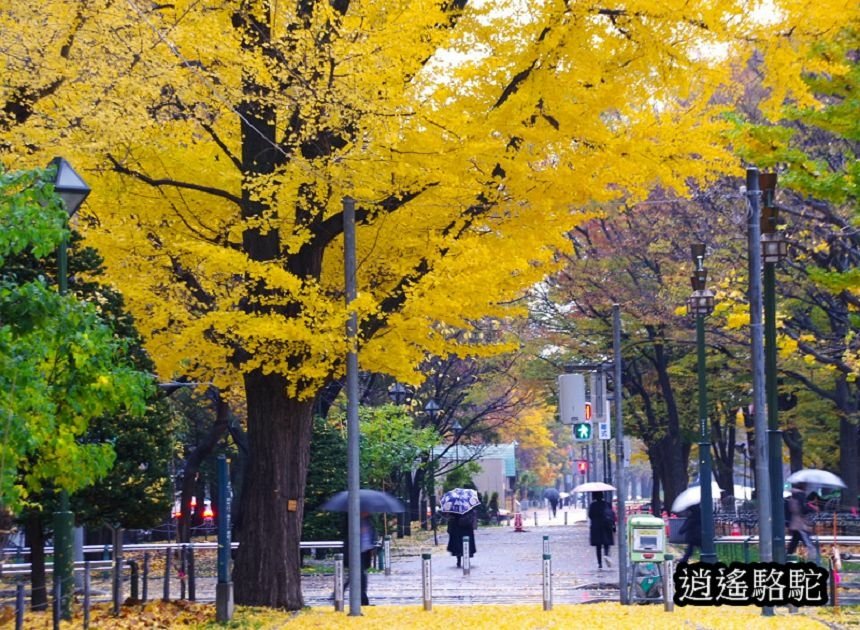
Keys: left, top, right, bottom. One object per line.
{"left": 424, "top": 399, "right": 441, "bottom": 419}
{"left": 49, "top": 157, "right": 90, "bottom": 217}
{"left": 761, "top": 232, "right": 788, "bottom": 264}
{"left": 687, "top": 290, "right": 715, "bottom": 317}
{"left": 451, "top": 419, "right": 462, "bottom": 435}
{"left": 387, "top": 382, "right": 409, "bottom": 406}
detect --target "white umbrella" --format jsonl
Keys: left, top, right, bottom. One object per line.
{"left": 572, "top": 481, "right": 616, "bottom": 493}
{"left": 671, "top": 482, "right": 722, "bottom": 514}
{"left": 733, "top": 484, "right": 753, "bottom": 501}
{"left": 786, "top": 468, "right": 846, "bottom": 488}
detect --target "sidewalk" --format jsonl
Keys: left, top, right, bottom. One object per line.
{"left": 302, "top": 506, "right": 621, "bottom": 607}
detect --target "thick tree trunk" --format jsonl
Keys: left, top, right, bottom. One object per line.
{"left": 655, "top": 434, "right": 688, "bottom": 516}
{"left": 233, "top": 371, "right": 314, "bottom": 608}
{"left": 837, "top": 376, "right": 859, "bottom": 509}
{"left": 24, "top": 515, "right": 47, "bottom": 611}
{"left": 646, "top": 446, "right": 663, "bottom": 515}
{"left": 782, "top": 427, "right": 803, "bottom": 473}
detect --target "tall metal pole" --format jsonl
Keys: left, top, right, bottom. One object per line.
{"left": 696, "top": 313, "right": 716, "bottom": 563}
{"left": 215, "top": 455, "right": 233, "bottom": 622}
{"left": 747, "top": 169, "right": 773, "bottom": 571}
{"left": 613, "top": 305, "right": 628, "bottom": 604}
{"left": 55, "top": 231, "right": 74, "bottom": 621}
{"left": 765, "top": 248, "right": 785, "bottom": 563}
{"left": 344, "top": 197, "right": 362, "bottom": 615}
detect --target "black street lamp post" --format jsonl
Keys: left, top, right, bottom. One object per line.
{"left": 49, "top": 157, "right": 91, "bottom": 620}
{"left": 687, "top": 243, "right": 717, "bottom": 564}
{"left": 760, "top": 172, "right": 787, "bottom": 563}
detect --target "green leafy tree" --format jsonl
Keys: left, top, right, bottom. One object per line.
{"left": 302, "top": 416, "right": 347, "bottom": 542}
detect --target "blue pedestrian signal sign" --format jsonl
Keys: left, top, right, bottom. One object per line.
{"left": 573, "top": 422, "right": 593, "bottom": 441}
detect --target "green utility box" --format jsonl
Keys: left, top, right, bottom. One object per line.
{"left": 628, "top": 514, "right": 666, "bottom": 562}
{"left": 626, "top": 514, "right": 667, "bottom": 603}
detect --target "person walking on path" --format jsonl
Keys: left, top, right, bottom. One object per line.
{"left": 447, "top": 509, "right": 477, "bottom": 567}
{"left": 344, "top": 513, "right": 377, "bottom": 605}
{"left": 587, "top": 492, "right": 615, "bottom": 569}
{"left": 786, "top": 486, "right": 820, "bottom": 562}
{"left": 678, "top": 504, "right": 702, "bottom": 563}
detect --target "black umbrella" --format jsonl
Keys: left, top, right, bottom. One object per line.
{"left": 320, "top": 489, "right": 406, "bottom": 513}
{"left": 543, "top": 488, "right": 560, "bottom": 501}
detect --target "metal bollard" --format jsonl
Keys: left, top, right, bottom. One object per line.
{"left": 180, "top": 545, "right": 187, "bottom": 600}
{"left": 543, "top": 535, "right": 550, "bottom": 556}
{"left": 384, "top": 535, "right": 392, "bottom": 576}
{"left": 334, "top": 553, "right": 344, "bottom": 612}
{"left": 422, "top": 552, "right": 432, "bottom": 611}
{"left": 53, "top": 578, "right": 61, "bottom": 630}
{"left": 84, "top": 561, "right": 91, "bottom": 630}
{"left": 564, "top": 512, "right": 568, "bottom": 526}
{"left": 663, "top": 554, "right": 674, "bottom": 612}
{"left": 15, "top": 580, "right": 24, "bottom": 630}
{"left": 787, "top": 554, "right": 800, "bottom": 614}
{"left": 143, "top": 552, "right": 150, "bottom": 602}
{"left": 462, "top": 536, "right": 471, "bottom": 576}
{"left": 188, "top": 545, "right": 196, "bottom": 601}
{"left": 534, "top": 511, "right": 538, "bottom": 527}
{"left": 542, "top": 553, "right": 552, "bottom": 611}
{"left": 163, "top": 547, "right": 172, "bottom": 601}
{"left": 128, "top": 560, "right": 139, "bottom": 601}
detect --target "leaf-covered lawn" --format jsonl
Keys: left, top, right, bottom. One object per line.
{"left": 1, "top": 600, "right": 851, "bottom": 629}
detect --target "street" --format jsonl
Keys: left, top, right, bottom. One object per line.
{"left": 302, "top": 506, "right": 623, "bottom": 607}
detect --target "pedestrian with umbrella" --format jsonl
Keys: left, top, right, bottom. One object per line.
{"left": 587, "top": 491, "right": 616, "bottom": 569}
{"left": 321, "top": 489, "right": 405, "bottom": 605}
{"left": 677, "top": 504, "right": 702, "bottom": 563}
{"left": 440, "top": 488, "right": 479, "bottom": 567}
{"left": 543, "top": 488, "right": 560, "bottom": 519}
{"left": 784, "top": 469, "right": 845, "bottom": 563}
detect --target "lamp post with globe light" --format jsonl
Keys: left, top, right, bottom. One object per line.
{"left": 48, "top": 158, "right": 90, "bottom": 620}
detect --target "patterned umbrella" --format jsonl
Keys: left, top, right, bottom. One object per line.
{"left": 439, "top": 488, "right": 480, "bottom": 515}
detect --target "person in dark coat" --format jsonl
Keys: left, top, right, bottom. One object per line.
{"left": 548, "top": 494, "right": 559, "bottom": 518}
{"left": 446, "top": 509, "right": 477, "bottom": 567}
{"left": 587, "top": 492, "right": 615, "bottom": 569}
{"left": 343, "top": 513, "right": 376, "bottom": 605}
{"left": 786, "top": 486, "right": 819, "bottom": 562}
{"left": 678, "top": 504, "right": 702, "bottom": 563}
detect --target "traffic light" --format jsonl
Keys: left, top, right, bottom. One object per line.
{"left": 584, "top": 402, "right": 592, "bottom": 420}
{"left": 573, "top": 421, "right": 593, "bottom": 441}
{"left": 577, "top": 460, "right": 588, "bottom": 474}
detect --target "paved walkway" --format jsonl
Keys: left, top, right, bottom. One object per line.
{"left": 302, "top": 506, "right": 623, "bottom": 607}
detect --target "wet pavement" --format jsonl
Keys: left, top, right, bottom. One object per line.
{"left": 302, "top": 506, "right": 623, "bottom": 607}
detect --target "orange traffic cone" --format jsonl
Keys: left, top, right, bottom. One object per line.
{"left": 514, "top": 512, "right": 525, "bottom": 532}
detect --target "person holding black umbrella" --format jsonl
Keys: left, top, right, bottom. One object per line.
{"left": 587, "top": 491, "right": 615, "bottom": 569}
{"left": 343, "top": 512, "right": 377, "bottom": 605}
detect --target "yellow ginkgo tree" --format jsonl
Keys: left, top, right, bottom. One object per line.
{"left": 2, "top": 0, "right": 856, "bottom": 609}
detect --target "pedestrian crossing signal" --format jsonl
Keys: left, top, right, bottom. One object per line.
{"left": 577, "top": 460, "right": 588, "bottom": 474}
{"left": 573, "top": 421, "right": 593, "bottom": 441}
